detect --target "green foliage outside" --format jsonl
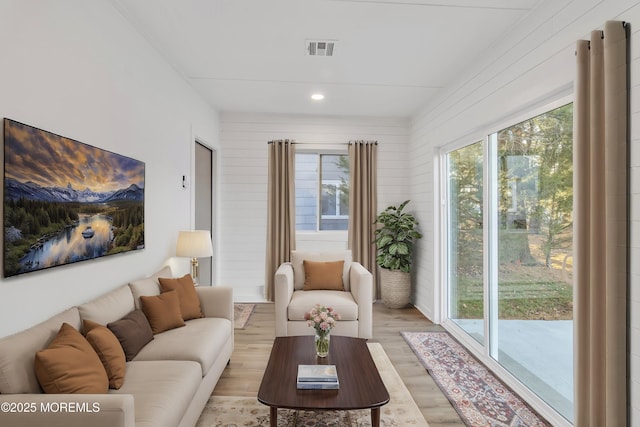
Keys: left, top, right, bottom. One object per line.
{"left": 336, "top": 154, "right": 350, "bottom": 206}
{"left": 455, "top": 276, "right": 573, "bottom": 320}
{"left": 498, "top": 103, "right": 573, "bottom": 268}
{"left": 449, "top": 104, "right": 574, "bottom": 320}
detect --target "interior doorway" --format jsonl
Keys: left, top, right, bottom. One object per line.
{"left": 194, "top": 141, "right": 216, "bottom": 286}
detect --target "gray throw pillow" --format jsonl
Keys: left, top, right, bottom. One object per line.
{"left": 107, "top": 309, "right": 153, "bottom": 361}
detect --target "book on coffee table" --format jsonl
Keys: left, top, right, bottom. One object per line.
{"left": 297, "top": 365, "right": 339, "bottom": 389}
{"left": 296, "top": 379, "right": 340, "bottom": 389}
{"left": 297, "top": 365, "right": 338, "bottom": 382}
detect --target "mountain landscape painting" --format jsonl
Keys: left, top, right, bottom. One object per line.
{"left": 3, "top": 119, "right": 145, "bottom": 277}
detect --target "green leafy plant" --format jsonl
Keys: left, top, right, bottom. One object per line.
{"left": 374, "top": 200, "right": 423, "bottom": 273}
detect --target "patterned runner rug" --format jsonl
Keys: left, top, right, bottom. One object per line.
{"left": 234, "top": 303, "right": 255, "bottom": 329}
{"left": 402, "top": 331, "right": 550, "bottom": 427}
{"left": 196, "top": 343, "right": 429, "bottom": 426}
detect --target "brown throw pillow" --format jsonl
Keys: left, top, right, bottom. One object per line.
{"left": 140, "top": 290, "right": 186, "bottom": 334}
{"left": 34, "top": 323, "right": 108, "bottom": 394}
{"left": 303, "top": 260, "right": 345, "bottom": 291}
{"left": 83, "top": 320, "right": 126, "bottom": 389}
{"left": 158, "top": 274, "right": 204, "bottom": 320}
{"left": 107, "top": 309, "right": 154, "bottom": 361}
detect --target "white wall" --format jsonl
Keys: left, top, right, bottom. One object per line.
{"left": 408, "top": 0, "right": 640, "bottom": 422}
{"left": 220, "top": 112, "right": 410, "bottom": 300}
{"left": 0, "top": 0, "right": 219, "bottom": 337}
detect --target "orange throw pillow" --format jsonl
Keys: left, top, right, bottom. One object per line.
{"left": 83, "top": 320, "right": 126, "bottom": 389}
{"left": 34, "top": 323, "right": 108, "bottom": 394}
{"left": 303, "top": 260, "right": 345, "bottom": 291}
{"left": 158, "top": 274, "right": 204, "bottom": 320}
{"left": 140, "top": 290, "right": 186, "bottom": 334}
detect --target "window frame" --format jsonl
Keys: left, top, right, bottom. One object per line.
{"left": 320, "top": 179, "right": 349, "bottom": 220}
{"left": 294, "top": 149, "right": 349, "bottom": 233}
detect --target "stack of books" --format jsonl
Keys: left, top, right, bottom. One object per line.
{"left": 296, "top": 364, "right": 339, "bottom": 389}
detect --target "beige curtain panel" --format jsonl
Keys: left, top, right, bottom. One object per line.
{"left": 348, "top": 141, "right": 378, "bottom": 298}
{"left": 574, "top": 21, "right": 628, "bottom": 426}
{"left": 264, "top": 140, "right": 296, "bottom": 302}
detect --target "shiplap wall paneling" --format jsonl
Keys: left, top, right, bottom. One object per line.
{"left": 220, "top": 113, "right": 410, "bottom": 300}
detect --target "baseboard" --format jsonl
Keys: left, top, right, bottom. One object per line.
{"left": 232, "top": 285, "right": 266, "bottom": 303}
{"left": 412, "top": 302, "right": 436, "bottom": 324}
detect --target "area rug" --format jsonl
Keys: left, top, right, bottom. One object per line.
{"left": 401, "top": 331, "right": 550, "bottom": 427}
{"left": 196, "top": 343, "right": 429, "bottom": 427}
{"left": 234, "top": 303, "right": 255, "bottom": 329}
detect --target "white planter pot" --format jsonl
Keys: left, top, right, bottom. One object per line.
{"left": 380, "top": 268, "right": 411, "bottom": 308}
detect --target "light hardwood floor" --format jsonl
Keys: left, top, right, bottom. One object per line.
{"left": 214, "top": 302, "right": 466, "bottom": 426}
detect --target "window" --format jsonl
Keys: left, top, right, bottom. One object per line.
{"left": 443, "top": 102, "right": 574, "bottom": 423}
{"left": 321, "top": 180, "right": 348, "bottom": 219}
{"left": 295, "top": 153, "right": 349, "bottom": 231}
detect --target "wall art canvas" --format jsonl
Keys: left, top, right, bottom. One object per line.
{"left": 3, "top": 119, "right": 145, "bottom": 277}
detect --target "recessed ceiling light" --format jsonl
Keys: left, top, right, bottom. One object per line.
{"left": 311, "top": 93, "right": 325, "bottom": 101}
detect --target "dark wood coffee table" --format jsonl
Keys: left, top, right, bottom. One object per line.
{"left": 257, "top": 335, "right": 389, "bottom": 426}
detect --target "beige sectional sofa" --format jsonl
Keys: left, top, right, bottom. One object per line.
{"left": 0, "top": 266, "right": 234, "bottom": 427}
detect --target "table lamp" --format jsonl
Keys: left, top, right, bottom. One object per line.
{"left": 176, "top": 230, "right": 213, "bottom": 282}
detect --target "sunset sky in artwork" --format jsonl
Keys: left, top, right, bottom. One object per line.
{"left": 4, "top": 120, "right": 144, "bottom": 193}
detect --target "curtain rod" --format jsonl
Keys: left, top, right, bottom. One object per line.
{"left": 267, "top": 141, "right": 378, "bottom": 145}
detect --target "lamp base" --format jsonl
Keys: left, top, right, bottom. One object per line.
{"left": 190, "top": 258, "right": 199, "bottom": 283}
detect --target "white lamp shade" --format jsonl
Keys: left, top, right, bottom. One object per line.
{"left": 176, "top": 230, "right": 213, "bottom": 258}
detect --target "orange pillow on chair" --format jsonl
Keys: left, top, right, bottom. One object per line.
{"left": 303, "top": 260, "right": 345, "bottom": 291}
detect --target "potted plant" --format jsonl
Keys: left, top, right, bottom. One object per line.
{"left": 374, "top": 200, "right": 422, "bottom": 308}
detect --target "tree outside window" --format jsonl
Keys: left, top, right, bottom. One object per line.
{"left": 295, "top": 153, "right": 349, "bottom": 231}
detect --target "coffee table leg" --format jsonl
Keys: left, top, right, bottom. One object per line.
{"left": 371, "top": 407, "right": 380, "bottom": 427}
{"left": 270, "top": 407, "right": 277, "bottom": 426}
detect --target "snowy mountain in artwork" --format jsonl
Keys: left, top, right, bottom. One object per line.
{"left": 4, "top": 178, "right": 144, "bottom": 203}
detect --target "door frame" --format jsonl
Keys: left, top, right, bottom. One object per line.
{"left": 189, "top": 127, "right": 219, "bottom": 286}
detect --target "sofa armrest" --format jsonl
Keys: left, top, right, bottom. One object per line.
{"left": 0, "top": 393, "right": 135, "bottom": 427}
{"left": 274, "top": 262, "right": 294, "bottom": 337}
{"left": 349, "top": 262, "right": 373, "bottom": 339}
{"left": 196, "top": 286, "right": 233, "bottom": 321}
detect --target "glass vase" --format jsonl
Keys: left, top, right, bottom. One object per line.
{"left": 314, "top": 331, "right": 330, "bottom": 357}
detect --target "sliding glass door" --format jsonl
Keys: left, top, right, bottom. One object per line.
{"left": 444, "top": 103, "right": 574, "bottom": 422}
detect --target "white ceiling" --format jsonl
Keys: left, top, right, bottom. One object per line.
{"left": 111, "top": 0, "right": 542, "bottom": 118}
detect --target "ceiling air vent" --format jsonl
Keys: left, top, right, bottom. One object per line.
{"left": 306, "top": 40, "right": 336, "bottom": 57}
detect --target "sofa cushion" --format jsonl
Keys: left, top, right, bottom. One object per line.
{"left": 129, "top": 266, "right": 173, "bottom": 309}
{"left": 107, "top": 310, "right": 154, "bottom": 361}
{"left": 140, "top": 291, "right": 186, "bottom": 334}
{"left": 133, "top": 317, "right": 232, "bottom": 376}
{"left": 78, "top": 285, "right": 136, "bottom": 325}
{"left": 111, "top": 360, "right": 201, "bottom": 427}
{"left": 158, "top": 274, "right": 204, "bottom": 320}
{"left": 288, "top": 290, "right": 358, "bottom": 322}
{"left": 34, "top": 323, "right": 109, "bottom": 394}
{"left": 84, "top": 320, "right": 126, "bottom": 389}
{"left": 303, "top": 260, "right": 345, "bottom": 291}
{"left": 291, "top": 250, "right": 352, "bottom": 291}
{"left": 0, "top": 308, "right": 81, "bottom": 394}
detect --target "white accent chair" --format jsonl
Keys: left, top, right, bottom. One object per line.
{"left": 274, "top": 250, "right": 373, "bottom": 339}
